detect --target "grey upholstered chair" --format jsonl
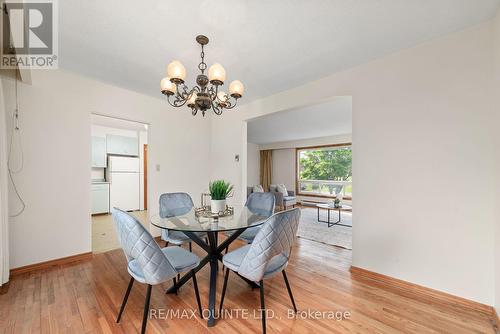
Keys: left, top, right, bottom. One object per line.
{"left": 219, "top": 208, "right": 301, "bottom": 334}
{"left": 111, "top": 208, "right": 203, "bottom": 334}
{"left": 160, "top": 192, "right": 204, "bottom": 252}
{"left": 269, "top": 184, "right": 296, "bottom": 210}
{"left": 238, "top": 192, "right": 275, "bottom": 243}
{"left": 223, "top": 192, "right": 275, "bottom": 262}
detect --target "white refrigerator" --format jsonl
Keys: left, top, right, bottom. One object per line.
{"left": 108, "top": 156, "right": 140, "bottom": 211}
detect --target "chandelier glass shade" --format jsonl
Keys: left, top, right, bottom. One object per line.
{"left": 160, "top": 35, "right": 244, "bottom": 117}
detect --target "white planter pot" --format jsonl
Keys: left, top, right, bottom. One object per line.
{"left": 211, "top": 199, "right": 226, "bottom": 214}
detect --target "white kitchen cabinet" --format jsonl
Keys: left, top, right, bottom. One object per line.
{"left": 91, "top": 183, "right": 109, "bottom": 214}
{"left": 91, "top": 136, "right": 107, "bottom": 167}
{"left": 106, "top": 134, "right": 139, "bottom": 156}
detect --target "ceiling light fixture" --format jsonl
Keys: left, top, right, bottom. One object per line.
{"left": 160, "top": 35, "right": 244, "bottom": 117}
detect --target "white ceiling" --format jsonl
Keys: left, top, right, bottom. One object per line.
{"left": 247, "top": 96, "right": 352, "bottom": 144}
{"left": 60, "top": 0, "right": 499, "bottom": 102}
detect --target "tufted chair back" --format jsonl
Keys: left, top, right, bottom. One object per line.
{"left": 238, "top": 208, "right": 301, "bottom": 282}
{"left": 245, "top": 192, "right": 275, "bottom": 217}
{"left": 159, "top": 192, "right": 194, "bottom": 241}
{"left": 159, "top": 192, "right": 194, "bottom": 218}
{"left": 112, "top": 208, "right": 177, "bottom": 285}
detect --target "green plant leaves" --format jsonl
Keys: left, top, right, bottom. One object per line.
{"left": 209, "top": 180, "right": 233, "bottom": 200}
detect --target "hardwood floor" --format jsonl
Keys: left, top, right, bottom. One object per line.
{"left": 0, "top": 237, "right": 495, "bottom": 333}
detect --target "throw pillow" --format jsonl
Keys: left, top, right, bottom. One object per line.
{"left": 253, "top": 185, "right": 264, "bottom": 193}
{"left": 277, "top": 184, "right": 288, "bottom": 196}
{"left": 269, "top": 184, "right": 277, "bottom": 192}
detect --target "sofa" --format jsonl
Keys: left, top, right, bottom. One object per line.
{"left": 247, "top": 185, "right": 297, "bottom": 210}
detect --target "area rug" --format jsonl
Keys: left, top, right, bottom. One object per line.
{"left": 297, "top": 207, "right": 352, "bottom": 250}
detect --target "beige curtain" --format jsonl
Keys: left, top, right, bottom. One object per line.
{"left": 260, "top": 150, "right": 272, "bottom": 191}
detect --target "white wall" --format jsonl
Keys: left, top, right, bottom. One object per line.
{"left": 493, "top": 10, "right": 500, "bottom": 314}
{"left": 2, "top": 69, "right": 211, "bottom": 269}
{"left": 247, "top": 143, "right": 260, "bottom": 187}
{"left": 0, "top": 77, "right": 9, "bottom": 283}
{"left": 211, "top": 21, "right": 496, "bottom": 305}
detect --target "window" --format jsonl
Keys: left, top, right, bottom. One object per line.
{"left": 296, "top": 144, "right": 352, "bottom": 198}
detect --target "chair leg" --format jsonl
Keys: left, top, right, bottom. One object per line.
{"left": 173, "top": 277, "right": 177, "bottom": 295}
{"left": 219, "top": 268, "right": 230, "bottom": 314}
{"left": 116, "top": 276, "right": 134, "bottom": 323}
{"left": 282, "top": 270, "right": 297, "bottom": 313}
{"left": 189, "top": 242, "right": 192, "bottom": 252}
{"left": 141, "top": 284, "right": 152, "bottom": 334}
{"left": 191, "top": 270, "right": 203, "bottom": 318}
{"left": 259, "top": 280, "right": 266, "bottom": 334}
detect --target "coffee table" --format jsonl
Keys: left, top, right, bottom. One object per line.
{"left": 316, "top": 203, "right": 352, "bottom": 228}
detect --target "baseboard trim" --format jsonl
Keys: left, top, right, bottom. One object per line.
{"left": 350, "top": 266, "right": 493, "bottom": 316}
{"left": 10, "top": 252, "right": 93, "bottom": 277}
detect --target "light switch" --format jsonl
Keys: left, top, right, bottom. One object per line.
{"left": 156, "top": 164, "right": 160, "bottom": 171}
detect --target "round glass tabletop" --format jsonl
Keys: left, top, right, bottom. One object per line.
{"left": 150, "top": 206, "right": 269, "bottom": 233}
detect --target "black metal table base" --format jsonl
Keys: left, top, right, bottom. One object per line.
{"left": 317, "top": 207, "right": 351, "bottom": 228}
{"left": 165, "top": 228, "right": 257, "bottom": 327}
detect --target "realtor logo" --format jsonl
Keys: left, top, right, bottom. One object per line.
{"left": 1, "top": 0, "right": 58, "bottom": 69}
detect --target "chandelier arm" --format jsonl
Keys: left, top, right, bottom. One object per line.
{"left": 212, "top": 85, "right": 223, "bottom": 102}
{"left": 223, "top": 96, "right": 238, "bottom": 109}
{"left": 210, "top": 100, "right": 224, "bottom": 115}
{"left": 167, "top": 94, "right": 189, "bottom": 108}
{"left": 178, "top": 83, "right": 193, "bottom": 99}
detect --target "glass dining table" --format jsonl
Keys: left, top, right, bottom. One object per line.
{"left": 150, "top": 206, "right": 268, "bottom": 327}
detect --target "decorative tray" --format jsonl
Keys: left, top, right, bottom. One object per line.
{"left": 195, "top": 206, "right": 234, "bottom": 219}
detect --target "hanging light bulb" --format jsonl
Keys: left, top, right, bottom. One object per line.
{"left": 160, "top": 77, "right": 177, "bottom": 95}
{"left": 208, "top": 63, "right": 226, "bottom": 85}
{"left": 229, "top": 80, "right": 244, "bottom": 98}
{"left": 167, "top": 60, "right": 186, "bottom": 83}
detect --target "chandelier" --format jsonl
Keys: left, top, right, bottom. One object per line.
{"left": 160, "top": 35, "right": 244, "bottom": 117}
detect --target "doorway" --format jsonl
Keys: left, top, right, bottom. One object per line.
{"left": 245, "top": 97, "right": 353, "bottom": 250}
{"left": 90, "top": 114, "right": 150, "bottom": 253}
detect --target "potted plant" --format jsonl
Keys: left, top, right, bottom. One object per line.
{"left": 209, "top": 180, "right": 233, "bottom": 214}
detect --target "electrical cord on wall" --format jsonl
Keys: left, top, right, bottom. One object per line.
{"left": 7, "top": 72, "right": 25, "bottom": 217}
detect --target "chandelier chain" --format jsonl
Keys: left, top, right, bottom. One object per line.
{"left": 198, "top": 44, "right": 207, "bottom": 73}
